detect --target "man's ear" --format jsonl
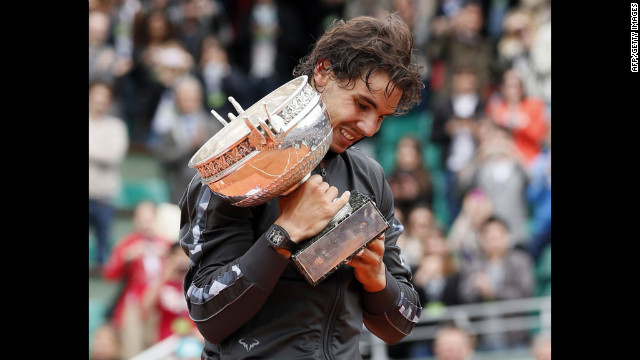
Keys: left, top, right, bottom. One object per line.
{"left": 313, "top": 59, "right": 332, "bottom": 88}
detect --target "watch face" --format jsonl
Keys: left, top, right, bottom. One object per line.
{"left": 271, "top": 229, "right": 286, "bottom": 246}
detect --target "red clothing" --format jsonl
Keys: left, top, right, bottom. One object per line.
{"left": 101, "top": 232, "right": 170, "bottom": 329}
{"left": 485, "top": 96, "right": 548, "bottom": 165}
{"left": 155, "top": 280, "right": 194, "bottom": 340}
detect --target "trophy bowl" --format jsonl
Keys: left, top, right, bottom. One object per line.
{"left": 188, "top": 76, "right": 333, "bottom": 207}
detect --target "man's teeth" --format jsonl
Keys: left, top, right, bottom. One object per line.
{"left": 340, "top": 129, "right": 355, "bottom": 140}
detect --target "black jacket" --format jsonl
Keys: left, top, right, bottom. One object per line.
{"left": 178, "top": 147, "right": 422, "bottom": 359}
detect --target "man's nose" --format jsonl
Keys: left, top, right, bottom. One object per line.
{"left": 357, "top": 115, "right": 380, "bottom": 138}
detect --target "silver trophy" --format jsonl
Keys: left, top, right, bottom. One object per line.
{"left": 189, "top": 76, "right": 388, "bottom": 285}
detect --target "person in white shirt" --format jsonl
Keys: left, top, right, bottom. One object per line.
{"left": 89, "top": 81, "right": 130, "bottom": 267}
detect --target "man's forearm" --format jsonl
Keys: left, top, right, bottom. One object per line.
{"left": 185, "top": 236, "right": 290, "bottom": 344}
{"left": 362, "top": 271, "right": 422, "bottom": 344}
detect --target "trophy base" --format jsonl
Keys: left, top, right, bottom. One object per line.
{"left": 291, "top": 191, "right": 389, "bottom": 286}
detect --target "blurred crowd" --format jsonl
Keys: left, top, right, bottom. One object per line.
{"left": 89, "top": 0, "right": 551, "bottom": 359}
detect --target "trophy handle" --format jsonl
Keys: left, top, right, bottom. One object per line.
{"left": 281, "top": 172, "right": 311, "bottom": 197}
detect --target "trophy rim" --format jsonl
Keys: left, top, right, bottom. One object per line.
{"left": 187, "top": 75, "right": 310, "bottom": 170}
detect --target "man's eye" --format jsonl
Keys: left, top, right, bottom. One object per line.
{"left": 357, "top": 102, "right": 367, "bottom": 109}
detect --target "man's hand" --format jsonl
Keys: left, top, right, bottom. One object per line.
{"left": 473, "top": 271, "right": 495, "bottom": 299}
{"left": 275, "top": 174, "right": 350, "bottom": 243}
{"left": 413, "top": 254, "right": 444, "bottom": 286}
{"left": 346, "top": 234, "right": 387, "bottom": 292}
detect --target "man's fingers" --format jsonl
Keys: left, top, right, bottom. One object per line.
{"left": 325, "top": 185, "right": 339, "bottom": 200}
{"left": 313, "top": 181, "right": 330, "bottom": 196}
{"left": 307, "top": 174, "right": 324, "bottom": 184}
{"left": 348, "top": 236, "right": 385, "bottom": 264}
{"left": 367, "top": 235, "right": 386, "bottom": 256}
{"left": 331, "top": 190, "right": 350, "bottom": 212}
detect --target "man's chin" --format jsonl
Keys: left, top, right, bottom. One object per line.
{"left": 329, "top": 144, "right": 347, "bottom": 153}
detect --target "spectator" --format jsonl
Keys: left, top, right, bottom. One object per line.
{"left": 89, "top": 81, "right": 130, "bottom": 268}
{"left": 104, "top": 0, "right": 143, "bottom": 137}
{"left": 89, "top": 11, "right": 119, "bottom": 87}
{"left": 457, "top": 125, "right": 531, "bottom": 249}
{"left": 149, "top": 74, "right": 223, "bottom": 204}
{"left": 153, "top": 202, "right": 183, "bottom": 244}
{"left": 102, "top": 201, "right": 171, "bottom": 358}
{"left": 426, "top": 0, "right": 495, "bottom": 104}
{"left": 458, "top": 215, "right": 535, "bottom": 350}
{"left": 132, "top": 8, "right": 179, "bottom": 67}
{"left": 109, "top": 0, "right": 141, "bottom": 65}
{"left": 407, "top": 240, "right": 462, "bottom": 359}
{"left": 232, "top": 0, "right": 284, "bottom": 104}
{"left": 144, "top": 40, "right": 197, "bottom": 147}
{"left": 88, "top": 7, "right": 135, "bottom": 90}
{"left": 524, "top": 0, "right": 551, "bottom": 108}
{"left": 90, "top": 323, "right": 123, "bottom": 360}
{"left": 485, "top": 68, "right": 548, "bottom": 166}
{"left": 494, "top": 0, "right": 550, "bottom": 107}
{"left": 230, "top": 0, "right": 320, "bottom": 105}
{"left": 387, "top": 136, "right": 434, "bottom": 216}
{"left": 128, "top": 8, "right": 180, "bottom": 142}
{"left": 397, "top": 204, "right": 437, "bottom": 270}
{"left": 432, "top": 325, "right": 476, "bottom": 360}
{"left": 142, "top": 241, "right": 196, "bottom": 343}
{"left": 447, "top": 188, "right": 493, "bottom": 266}
{"left": 484, "top": 0, "right": 519, "bottom": 42}
{"left": 526, "top": 121, "right": 551, "bottom": 262}
{"left": 495, "top": 7, "right": 536, "bottom": 82}
{"left": 172, "top": 0, "right": 234, "bottom": 63}
{"left": 412, "top": 227, "right": 462, "bottom": 308}
{"left": 430, "top": 0, "right": 517, "bottom": 40}
{"left": 152, "top": 41, "right": 196, "bottom": 89}
{"left": 395, "top": 208, "right": 455, "bottom": 360}
{"left": 430, "top": 62, "right": 487, "bottom": 222}
{"left": 197, "top": 35, "right": 254, "bottom": 117}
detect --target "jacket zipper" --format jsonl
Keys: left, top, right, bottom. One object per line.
{"left": 320, "top": 159, "right": 336, "bottom": 359}
{"left": 322, "top": 269, "right": 341, "bottom": 360}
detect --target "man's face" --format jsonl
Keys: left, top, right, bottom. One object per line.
{"left": 452, "top": 71, "right": 477, "bottom": 95}
{"left": 314, "top": 68, "right": 403, "bottom": 153}
{"left": 502, "top": 70, "right": 524, "bottom": 103}
{"left": 480, "top": 221, "right": 510, "bottom": 259}
{"left": 434, "top": 330, "right": 471, "bottom": 360}
{"left": 175, "top": 82, "right": 202, "bottom": 114}
{"left": 89, "top": 84, "right": 112, "bottom": 115}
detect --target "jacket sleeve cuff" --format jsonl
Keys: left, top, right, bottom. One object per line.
{"left": 362, "top": 270, "right": 401, "bottom": 315}
{"left": 237, "top": 234, "right": 291, "bottom": 291}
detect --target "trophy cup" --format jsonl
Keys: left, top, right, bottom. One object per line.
{"left": 188, "top": 76, "right": 389, "bottom": 286}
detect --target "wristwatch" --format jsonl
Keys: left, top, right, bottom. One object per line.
{"left": 266, "top": 224, "right": 298, "bottom": 253}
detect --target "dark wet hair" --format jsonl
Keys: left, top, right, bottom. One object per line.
{"left": 293, "top": 12, "right": 424, "bottom": 116}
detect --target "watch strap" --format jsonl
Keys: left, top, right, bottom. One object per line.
{"left": 267, "top": 224, "right": 298, "bottom": 252}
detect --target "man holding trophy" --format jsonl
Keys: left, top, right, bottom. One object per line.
{"left": 179, "top": 12, "right": 425, "bottom": 359}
